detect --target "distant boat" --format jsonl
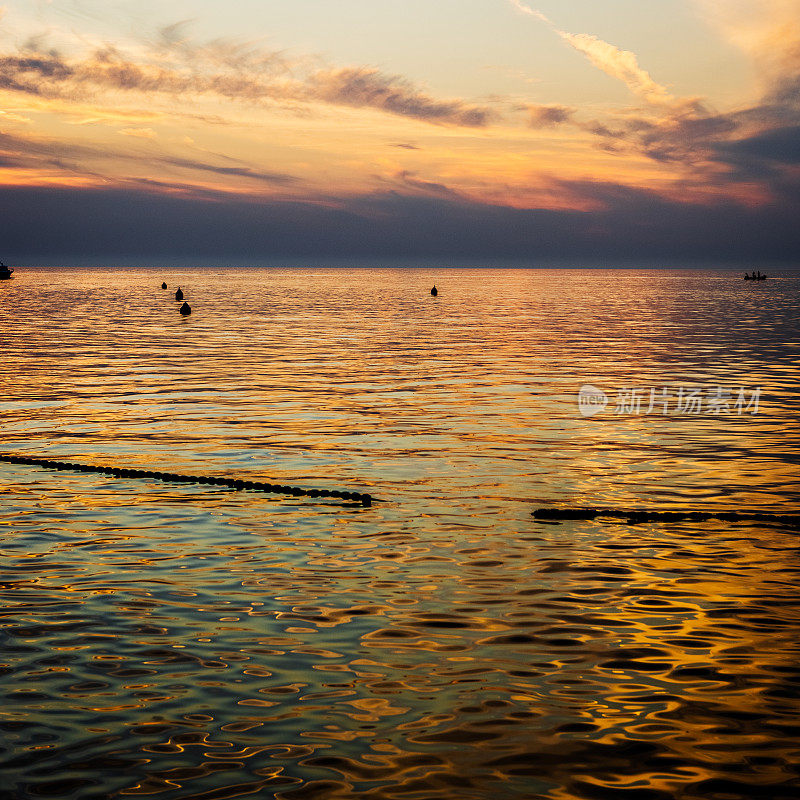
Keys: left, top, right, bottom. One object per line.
{"left": 744, "top": 271, "right": 767, "bottom": 281}
{"left": 0, "top": 261, "right": 13, "bottom": 280}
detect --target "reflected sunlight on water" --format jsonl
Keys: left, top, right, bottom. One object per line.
{"left": 1, "top": 268, "right": 799, "bottom": 799}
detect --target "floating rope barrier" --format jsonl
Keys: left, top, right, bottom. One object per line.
{"left": 0, "top": 454, "right": 373, "bottom": 506}
{"left": 533, "top": 507, "right": 800, "bottom": 526}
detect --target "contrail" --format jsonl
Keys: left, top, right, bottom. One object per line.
{"left": 557, "top": 31, "right": 674, "bottom": 104}
{"left": 507, "top": 0, "right": 553, "bottom": 25}
{"left": 505, "top": 0, "right": 674, "bottom": 105}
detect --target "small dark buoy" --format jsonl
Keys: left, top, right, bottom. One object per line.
{"left": 175, "top": 287, "right": 184, "bottom": 301}
{"left": 180, "top": 301, "right": 191, "bottom": 316}
{"left": 431, "top": 285, "right": 438, "bottom": 296}
{"left": 161, "top": 282, "right": 167, "bottom": 289}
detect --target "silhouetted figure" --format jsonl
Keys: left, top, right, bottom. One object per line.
{"left": 162, "top": 282, "right": 167, "bottom": 289}
{"left": 180, "top": 301, "right": 191, "bottom": 316}
{"left": 431, "top": 285, "right": 438, "bottom": 296}
{"left": 175, "top": 287, "right": 184, "bottom": 301}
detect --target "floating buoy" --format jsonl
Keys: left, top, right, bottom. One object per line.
{"left": 175, "top": 287, "right": 184, "bottom": 300}
{"left": 161, "top": 282, "right": 167, "bottom": 289}
{"left": 180, "top": 301, "right": 191, "bottom": 316}
{"left": 431, "top": 285, "right": 438, "bottom": 296}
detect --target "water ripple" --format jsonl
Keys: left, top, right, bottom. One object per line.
{"left": 1, "top": 268, "right": 799, "bottom": 799}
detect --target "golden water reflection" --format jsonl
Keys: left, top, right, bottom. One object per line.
{"left": 1, "top": 268, "right": 799, "bottom": 799}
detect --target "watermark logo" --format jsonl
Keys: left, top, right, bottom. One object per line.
{"left": 578, "top": 384, "right": 609, "bottom": 417}
{"left": 577, "top": 385, "right": 761, "bottom": 416}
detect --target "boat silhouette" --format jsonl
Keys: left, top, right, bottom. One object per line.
{"left": 0, "top": 261, "right": 14, "bottom": 280}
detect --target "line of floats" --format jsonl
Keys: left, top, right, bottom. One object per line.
{"left": 0, "top": 453, "right": 375, "bottom": 506}
{"left": 533, "top": 507, "right": 799, "bottom": 527}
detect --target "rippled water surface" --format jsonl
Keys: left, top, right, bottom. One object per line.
{"left": 1, "top": 267, "right": 799, "bottom": 799}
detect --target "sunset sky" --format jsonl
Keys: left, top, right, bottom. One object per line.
{"left": 1, "top": 0, "right": 799, "bottom": 265}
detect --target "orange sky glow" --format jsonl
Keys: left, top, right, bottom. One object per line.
{"left": 2, "top": 1, "right": 799, "bottom": 264}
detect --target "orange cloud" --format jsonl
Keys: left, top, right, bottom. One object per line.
{"left": 117, "top": 127, "right": 156, "bottom": 138}
{"left": 696, "top": 0, "right": 800, "bottom": 69}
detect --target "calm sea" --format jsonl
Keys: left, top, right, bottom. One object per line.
{"left": 1, "top": 267, "right": 799, "bottom": 799}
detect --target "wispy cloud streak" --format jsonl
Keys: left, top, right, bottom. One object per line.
{"left": 0, "top": 127, "right": 298, "bottom": 190}
{"left": 558, "top": 32, "right": 675, "bottom": 104}
{"left": 308, "top": 67, "right": 494, "bottom": 126}
{"left": 0, "top": 33, "right": 494, "bottom": 127}
{"left": 506, "top": 0, "right": 551, "bottom": 24}
{"left": 506, "top": 0, "right": 674, "bottom": 104}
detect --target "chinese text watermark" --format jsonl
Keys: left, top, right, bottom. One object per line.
{"left": 578, "top": 384, "right": 760, "bottom": 418}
